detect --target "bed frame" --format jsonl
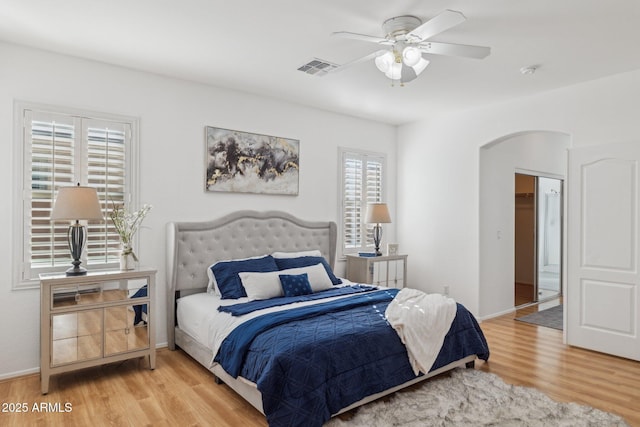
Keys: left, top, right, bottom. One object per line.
{"left": 166, "top": 210, "right": 475, "bottom": 417}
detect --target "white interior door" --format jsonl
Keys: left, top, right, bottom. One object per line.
{"left": 567, "top": 142, "right": 640, "bottom": 361}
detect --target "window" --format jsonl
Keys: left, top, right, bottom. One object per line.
{"left": 339, "top": 149, "right": 386, "bottom": 255}
{"left": 14, "top": 103, "right": 138, "bottom": 288}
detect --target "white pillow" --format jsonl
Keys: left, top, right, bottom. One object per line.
{"left": 271, "top": 249, "right": 322, "bottom": 258}
{"left": 294, "top": 263, "right": 334, "bottom": 292}
{"left": 206, "top": 266, "right": 220, "bottom": 295}
{"left": 206, "top": 254, "right": 270, "bottom": 296}
{"left": 239, "top": 270, "right": 283, "bottom": 300}
{"left": 240, "top": 263, "right": 333, "bottom": 300}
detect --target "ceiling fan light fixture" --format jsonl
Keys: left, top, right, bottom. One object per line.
{"left": 385, "top": 61, "right": 402, "bottom": 80}
{"left": 334, "top": 10, "right": 490, "bottom": 86}
{"left": 375, "top": 51, "right": 394, "bottom": 73}
{"left": 411, "top": 57, "right": 430, "bottom": 75}
{"left": 402, "top": 46, "right": 421, "bottom": 67}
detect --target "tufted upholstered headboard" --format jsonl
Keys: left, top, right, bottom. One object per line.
{"left": 166, "top": 210, "right": 337, "bottom": 349}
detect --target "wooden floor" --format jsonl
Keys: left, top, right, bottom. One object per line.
{"left": 478, "top": 300, "right": 640, "bottom": 426}
{"left": 514, "top": 282, "right": 535, "bottom": 306}
{"left": 1, "top": 300, "right": 638, "bottom": 426}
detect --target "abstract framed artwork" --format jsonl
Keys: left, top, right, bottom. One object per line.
{"left": 205, "top": 126, "right": 299, "bottom": 195}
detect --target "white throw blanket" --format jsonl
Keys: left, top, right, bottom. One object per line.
{"left": 385, "top": 288, "right": 457, "bottom": 375}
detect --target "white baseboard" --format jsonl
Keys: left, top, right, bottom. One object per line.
{"left": 0, "top": 342, "right": 169, "bottom": 381}
{"left": 478, "top": 306, "right": 516, "bottom": 321}
{"left": 0, "top": 367, "right": 39, "bottom": 381}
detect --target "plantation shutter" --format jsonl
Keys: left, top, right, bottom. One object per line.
{"left": 364, "top": 157, "right": 383, "bottom": 245}
{"left": 20, "top": 108, "right": 132, "bottom": 283}
{"left": 343, "top": 155, "right": 363, "bottom": 249}
{"left": 341, "top": 151, "right": 385, "bottom": 253}
{"left": 28, "top": 112, "right": 77, "bottom": 271}
{"left": 85, "top": 120, "right": 128, "bottom": 265}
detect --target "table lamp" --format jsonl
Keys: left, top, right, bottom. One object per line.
{"left": 50, "top": 184, "right": 103, "bottom": 276}
{"left": 365, "top": 203, "right": 391, "bottom": 256}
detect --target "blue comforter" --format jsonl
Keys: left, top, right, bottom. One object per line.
{"left": 215, "top": 290, "right": 489, "bottom": 427}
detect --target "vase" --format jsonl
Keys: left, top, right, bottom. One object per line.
{"left": 120, "top": 243, "right": 135, "bottom": 270}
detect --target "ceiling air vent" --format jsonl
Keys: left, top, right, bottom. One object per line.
{"left": 297, "top": 58, "right": 338, "bottom": 76}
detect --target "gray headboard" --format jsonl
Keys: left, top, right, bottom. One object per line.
{"left": 166, "top": 210, "right": 337, "bottom": 349}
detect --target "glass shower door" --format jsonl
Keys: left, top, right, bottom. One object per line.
{"left": 536, "top": 177, "right": 562, "bottom": 299}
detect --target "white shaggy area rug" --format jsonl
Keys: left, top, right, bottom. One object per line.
{"left": 325, "top": 369, "right": 628, "bottom": 427}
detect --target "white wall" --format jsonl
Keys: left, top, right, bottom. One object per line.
{"left": 398, "top": 68, "right": 640, "bottom": 317}
{"left": 0, "top": 42, "right": 397, "bottom": 378}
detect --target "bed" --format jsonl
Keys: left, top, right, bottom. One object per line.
{"left": 166, "top": 210, "right": 489, "bottom": 427}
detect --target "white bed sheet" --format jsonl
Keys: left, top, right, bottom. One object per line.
{"left": 177, "top": 292, "right": 261, "bottom": 359}
{"left": 176, "top": 291, "right": 219, "bottom": 346}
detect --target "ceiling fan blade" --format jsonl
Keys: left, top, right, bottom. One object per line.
{"left": 407, "top": 9, "right": 466, "bottom": 42}
{"left": 328, "top": 49, "right": 388, "bottom": 74}
{"left": 332, "top": 31, "right": 393, "bottom": 45}
{"left": 419, "top": 41, "right": 491, "bottom": 59}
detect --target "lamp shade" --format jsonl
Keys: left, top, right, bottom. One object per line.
{"left": 50, "top": 185, "right": 103, "bottom": 221}
{"left": 365, "top": 203, "right": 391, "bottom": 224}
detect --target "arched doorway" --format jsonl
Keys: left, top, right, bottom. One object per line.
{"left": 479, "top": 131, "right": 570, "bottom": 318}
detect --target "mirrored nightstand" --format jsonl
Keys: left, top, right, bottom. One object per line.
{"left": 40, "top": 268, "right": 156, "bottom": 394}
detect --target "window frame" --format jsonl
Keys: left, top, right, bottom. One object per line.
{"left": 338, "top": 147, "right": 387, "bottom": 258}
{"left": 12, "top": 101, "right": 140, "bottom": 290}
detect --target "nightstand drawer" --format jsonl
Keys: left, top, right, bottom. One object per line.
{"left": 50, "top": 278, "right": 149, "bottom": 310}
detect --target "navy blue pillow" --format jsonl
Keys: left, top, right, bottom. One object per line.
{"left": 274, "top": 256, "right": 342, "bottom": 285}
{"left": 211, "top": 255, "right": 279, "bottom": 299}
{"left": 279, "top": 273, "right": 313, "bottom": 297}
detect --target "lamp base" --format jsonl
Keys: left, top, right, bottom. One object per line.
{"left": 65, "top": 265, "right": 87, "bottom": 276}
{"left": 66, "top": 223, "right": 88, "bottom": 276}
{"left": 373, "top": 223, "right": 383, "bottom": 256}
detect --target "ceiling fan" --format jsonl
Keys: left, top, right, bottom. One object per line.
{"left": 332, "top": 10, "right": 491, "bottom": 85}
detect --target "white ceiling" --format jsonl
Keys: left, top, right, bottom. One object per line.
{"left": 2, "top": 0, "right": 640, "bottom": 125}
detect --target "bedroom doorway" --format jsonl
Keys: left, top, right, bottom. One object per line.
{"left": 514, "top": 173, "right": 562, "bottom": 306}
